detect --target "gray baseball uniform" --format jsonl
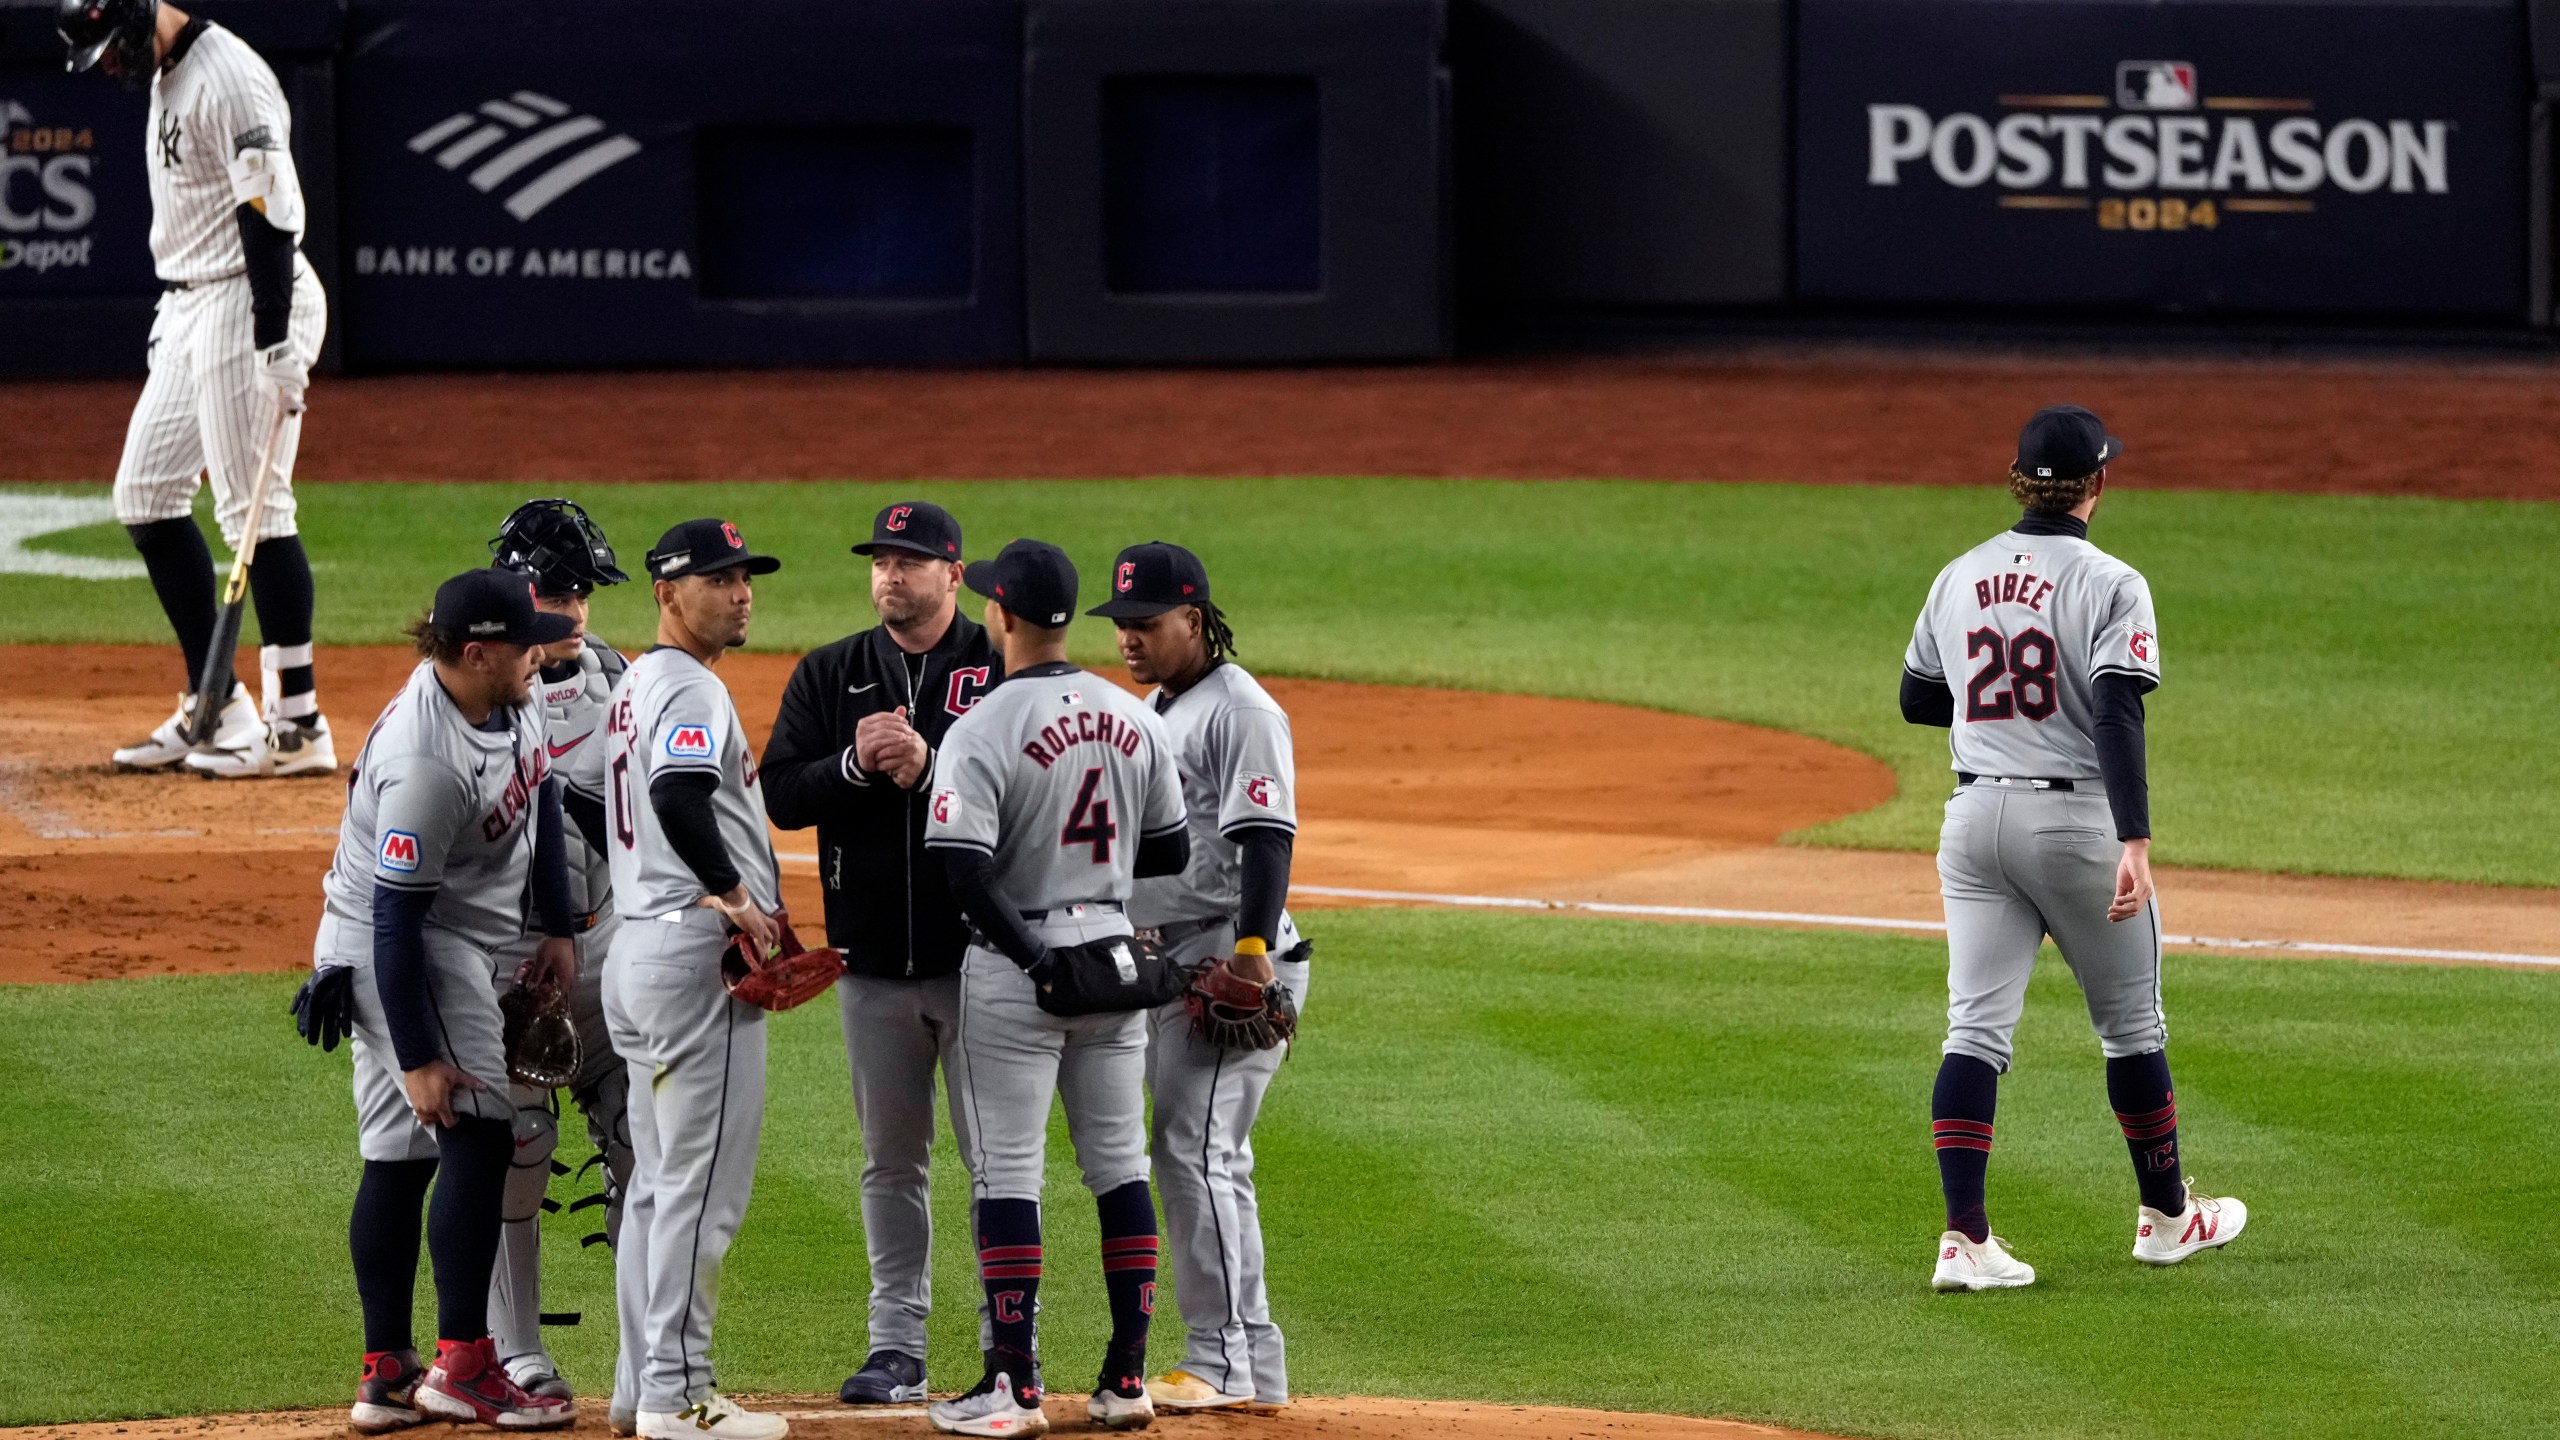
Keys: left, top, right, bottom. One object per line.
{"left": 599, "top": 646, "right": 781, "bottom": 1413}
{"left": 1905, "top": 523, "right": 2166, "bottom": 1072}
{"left": 925, "top": 665, "right": 1187, "bottom": 1206}
{"left": 1130, "top": 661, "right": 1306, "bottom": 1406}
{"left": 491, "top": 634, "right": 633, "bottom": 1378}
{"left": 312, "top": 661, "right": 551, "bottom": 1161}
{"left": 115, "top": 21, "right": 325, "bottom": 552}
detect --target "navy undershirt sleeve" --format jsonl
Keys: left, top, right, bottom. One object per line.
{"left": 235, "top": 204, "right": 295, "bottom": 351}
{"left": 2092, "top": 673, "right": 2153, "bottom": 841}
{"left": 1232, "top": 824, "right": 1293, "bottom": 946}
{"left": 371, "top": 883, "right": 440, "bottom": 1071}
{"left": 1901, "top": 669, "right": 1955, "bottom": 728}
{"left": 1134, "top": 826, "right": 1190, "bottom": 880}
{"left": 933, "top": 844, "right": 1050, "bottom": 970}
{"left": 533, "top": 778, "right": 574, "bottom": 938}
{"left": 649, "top": 770, "right": 742, "bottom": 896}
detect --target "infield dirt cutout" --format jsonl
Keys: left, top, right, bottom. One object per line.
{"left": 2, "top": 643, "right": 2552, "bottom": 985}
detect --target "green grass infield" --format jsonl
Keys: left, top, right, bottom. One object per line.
{"left": 2, "top": 910, "right": 2555, "bottom": 1438}
{"left": 4, "top": 478, "right": 2553, "bottom": 884}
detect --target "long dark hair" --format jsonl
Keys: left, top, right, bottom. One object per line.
{"left": 1198, "top": 601, "right": 1237, "bottom": 663}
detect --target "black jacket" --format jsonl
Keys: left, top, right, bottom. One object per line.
{"left": 762, "top": 614, "right": 1003, "bottom": 979}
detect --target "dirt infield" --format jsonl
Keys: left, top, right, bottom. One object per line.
{"left": 0, "top": 1395, "right": 1842, "bottom": 1440}
{"left": 6, "top": 643, "right": 2553, "bottom": 985}
{"left": 7, "top": 353, "right": 2560, "bottom": 498}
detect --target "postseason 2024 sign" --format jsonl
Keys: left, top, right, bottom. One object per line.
{"left": 1795, "top": 0, "right": 2527, "bottom": 318}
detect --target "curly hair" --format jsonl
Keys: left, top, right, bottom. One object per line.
{"left": 2007, "top": 464, "right": 2101, "bottom": 514}
{"left": 406, "top": 611, "right": 468, "bottom": 664}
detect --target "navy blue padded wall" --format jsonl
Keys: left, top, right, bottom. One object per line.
{"left": 1025, "top": 0, "right": 1448, "bottom": 362}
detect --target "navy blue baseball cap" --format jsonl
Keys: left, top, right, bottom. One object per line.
{"left": 429, "top": 567, "right": 579, "bottom": 647}
{"left": 647, "top": 518, "right": 781, "bottom": 581}
{"left": 2016, "top": 405, "right": 2124, "bottom": 481}
{"left": 852, "top": 501, "right": 964, "bottom": 561}
{"left": 964, "top": 539, "right": 1077, "bottom": 627}
{"left": 1088, "top": 541, "right": 1209, "bottom": 620}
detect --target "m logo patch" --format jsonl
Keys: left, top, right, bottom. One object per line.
{"left": 379, "top": 830, "right": 422, "bottom": 873}
{"left": 664, "top": 723, "right": 715, "bottom": 760}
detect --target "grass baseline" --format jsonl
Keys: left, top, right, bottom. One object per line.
{"left": 4, "top": 477, "right": 2551, "bottom": 887}
{"left": 0, "top": 908, "right": 2554, "bottom": 1440}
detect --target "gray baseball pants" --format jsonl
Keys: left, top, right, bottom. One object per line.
{"left": 951, "top": 910, "right": 1152, "bottom": 1206}
{"left": 1939, "top": 778, "right": 2167, "bottom": 1073}
{"left": 837, "top": 971, "right": 977, "bottom": 1358}
{"left": 603, "top": 909, "right": 768, "bottom": 1413}
{"left": 1146, "top": 920, "right": 1309, "bottom": 1406}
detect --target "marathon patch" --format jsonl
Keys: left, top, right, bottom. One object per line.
{"left": 663, "top": 723, "right": 715, "bottom": 760}
{"left": 379, "top": 829, "right": 422, "bottom": 873}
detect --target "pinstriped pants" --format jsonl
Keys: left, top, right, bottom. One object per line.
{"left": 113, "top": 264, "right": 326, "bottom": 547}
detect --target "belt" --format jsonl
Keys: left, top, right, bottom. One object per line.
{"left": 160, "top": 269, "right": 244, "bottom": 292}
{"left": 1019, "top": 901, "right": 1121, "bottom": 922}
{"left": 1959, "top": 773, "right": 2077, "bottom": 791}
{"left": 1137, "top": 916, "right": 1228, "bottom": 945}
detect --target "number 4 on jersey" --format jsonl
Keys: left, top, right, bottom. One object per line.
{"left": 1061, "top": 766, "right": 1116, "bottom": 862}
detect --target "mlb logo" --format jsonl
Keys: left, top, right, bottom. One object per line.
{"left": 379, "top": 830, "right": 422, "bottom": 873}
{"left": 665, "top": 724, "right": 715, "bottom": 760}
{"left": 2116, "top": 61, "right": 2197, "bottom": 111}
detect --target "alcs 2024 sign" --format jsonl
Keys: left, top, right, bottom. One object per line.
{"left": 1795, "top": 0, "right": 2525, "bottom": 317}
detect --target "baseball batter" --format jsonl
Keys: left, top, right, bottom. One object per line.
{"left": 60, "top": 0, "right": 333, "bottom": 779}
{"left": 290, "top": 568, "right": 578, "bottom": 1432}
{"left": 1902, "top": 405, "right": 2247, "bottom": 1292}
{"left": 922, "top": 540, "right": 1191, "bottom": 1439}
{"left": 1094, "top": 543, "right": 1307, "bottom": 1414}
{"left": 485, "top": 499, "right": 637, "bottom": 1402}
{"left": 600, "top": 520, "right": 790, "bottom": 1440}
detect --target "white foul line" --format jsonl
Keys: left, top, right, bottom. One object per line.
{"left": 773, "top": 853, "right": 2559, "bottom": 969}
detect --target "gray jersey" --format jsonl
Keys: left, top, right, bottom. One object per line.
{"left": 925, "top": 665, "right": 1186, "bottom": 910}
{"left": 1130, "top": 663, "right": 1298, "bottom": 932}
{"left": 318, "top": 660, "right": 551, "bottom": 956}
{"left": 147, "top": 23, "right": 307, "bottom": 283}
{"left": 539, "top": 634, "right": 626, "bottom": 916}
{"left": 1904, "top": 525, "right": 2161, "bottom": 779}
{"left": 603, "top": 647, "right": 780, "bottom": 917}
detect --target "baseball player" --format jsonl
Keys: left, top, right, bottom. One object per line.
{"left": 761, "top": 501, "right": 1002, "bottom": 1406}
{"left": 1092, "top": 543, "right": 1307, "bottom": 1414}
{"left": 1902, "top": 405, "right": 2248, "bottom": 1292}
{"left": 922, "top": 540, "right": 1191, "bottom": 1439}
{"left": 286, "top": 568, "right": 579, "bottom": 1432}
{"left": 60, "top": 0, "right": 333, "bottom": 778}
{"left": 484, "top": 499, "right": 637, "bottom": 1401}
{"left": 599, "top": 520, "right": 790, "bottom": 1440}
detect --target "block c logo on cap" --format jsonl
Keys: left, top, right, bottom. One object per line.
{"left": 1116, "top": 561, "right": 1135, "bottom": 593}
{"left": 720, "top": 521, "right": 743, "bottom": 549}
{"left": 886, "top": 506, "right": 912, "bottom": 532}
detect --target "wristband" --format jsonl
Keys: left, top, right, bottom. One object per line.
{"left": 1233, "top": 936, "right": 1268, "bottom": 957}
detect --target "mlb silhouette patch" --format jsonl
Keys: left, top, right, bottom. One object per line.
{"left": 379, "top": 830, "right": 422, "bottom": 873}
{"left": 664, "top": 723, "right": 715, "bottom": 760}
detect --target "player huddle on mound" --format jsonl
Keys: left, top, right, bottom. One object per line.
{"left": 287, "top": 500, "right": 1306, "bottom": 1439}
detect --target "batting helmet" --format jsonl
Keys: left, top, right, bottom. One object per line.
{"left": 56, "top": 0, "right": 157, "bottom": 81}
{"left": 491, "top": 498, "right": 630, "bottom": 597}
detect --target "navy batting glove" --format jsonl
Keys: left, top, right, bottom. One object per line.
{"left": 290, "top": 966, "right": 355, "bottom": 1051}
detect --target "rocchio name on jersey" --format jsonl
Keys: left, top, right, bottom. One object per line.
{"left": 1020, "top": 707, "right": 1144, "bottom": 768}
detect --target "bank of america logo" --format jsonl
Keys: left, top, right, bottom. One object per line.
{"left": 405, "top": 91, "right": 640, "bottom": 221}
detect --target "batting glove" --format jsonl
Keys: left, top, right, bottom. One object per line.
{"left": 290, "top": 964, "right": 355, "bottom": 1051}
{"left": 255, "top": 340, "right": 308, "bottom": 415}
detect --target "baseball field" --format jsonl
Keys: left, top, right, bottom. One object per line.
{"left": 1, "top": 355, "right": 2555, "bottom": 1440}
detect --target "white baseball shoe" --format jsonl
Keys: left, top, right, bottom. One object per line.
{"left": 1088, "top": 1369, "right": 1154, "bottom": 1431}
{"left": 186, "top": 713, "right": 335, "bottom": 779}
{"left": 504, "top": 1353, "right": 572, "bottom": 1402}
{"left": 1144, "top": 1370, "right": 1253, "bottom": 1412}
{"left": 639, "top": 1393, "right": 788, "bottom": 1440}
{"left": 113, "top": 684, "right": 256, "bottom": 770}
{"left": 929, "top": 1365, "right": 1048, "bottom": 1437}
{"left": 609, "top": 1404, "right": 639, "bottom": 1438}
{"left": 2133, "top": 1181, "right": 2248, "bottom": 1265}
{"left": 1932, "top": 1230, "right": 2037, "bottom": 1291}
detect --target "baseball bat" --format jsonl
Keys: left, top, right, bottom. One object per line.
{"left": 183, "top": 401, "right": 293, "bottom": 747}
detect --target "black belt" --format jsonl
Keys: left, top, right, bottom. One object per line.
{"left": 160, "top": 270, "right": 243, "bottom": 292}
{"left": 1959, "top": 773, "right": 2076, "bottom": 791}
{"left": 1019, "top": 900, "right": 1121, "bottom": 920}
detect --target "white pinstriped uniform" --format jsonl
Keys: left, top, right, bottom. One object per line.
{"left": 112, "top": 21, "right": 326, "bottom": 550}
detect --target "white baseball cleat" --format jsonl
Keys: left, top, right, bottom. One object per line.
{"left": 2133, "top": 1181, "right": 2248, "bottom": 1265}
{"left": 1932, "top": 1230, "right": 2037, "bottom": 1291}
{"left": 114, "top": 685, "right": 256, "bottom": 770}
{"left": 639, "top": 1393, "right": 788, "bottom": 1440}
{"left": 1143, "top": 1370, "right": 1253, "bottom": 1412}
{"left": 504, "top": 1353, "right": 572, "bottom": 1402}
{"left": 187, "top": 714, "right": 335, "bottom": 779}
{"left": 929, "top": 1368, "right": 1049, "bottom": 1437}
{"left": 1087, "top": 1371, "right": 1155, "bottom": 1431}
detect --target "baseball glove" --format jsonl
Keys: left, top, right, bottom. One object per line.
{"left": 721, "top": 922, "right": 846, "bottom": 1012}
{"left": 1026, "top": 931, "right": 1183, "bottom": 1017}
{"left": 1183, "top": 957, "right": 1299, "bottom": 1051}
{"left": 500, "top": 982, "right": 582, "bottom": 1089}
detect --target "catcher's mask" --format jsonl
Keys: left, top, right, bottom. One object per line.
{"left": 493, "top": 497, "right": 630, "bottom": 598}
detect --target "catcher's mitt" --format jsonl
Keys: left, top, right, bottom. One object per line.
{"left": 1182, "top": 957, "right": 1299, "bottom": 1051}
{"left": 721, "top": 922, "right": 846, "bottom": 1012}
{"left": 500, "top": 982, "right": 582, "bottom": 1088}
{"left": 1026, "top": 931, "right": 1183, "bottom": 1017}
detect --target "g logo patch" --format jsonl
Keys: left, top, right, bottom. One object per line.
{"left": 931, "top": 789, "right": 958, "bottom": 825}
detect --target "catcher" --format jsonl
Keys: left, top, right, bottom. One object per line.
{"left": 1096, "top": 542, "right": 1306, "bottom": 1415}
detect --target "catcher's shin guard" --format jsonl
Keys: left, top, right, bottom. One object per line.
{"left": 490, "top": 1087, "right": 560, "bottom": 1367}
{"left": 570, "top": 1060, "right": 635, "bottom": 1249}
